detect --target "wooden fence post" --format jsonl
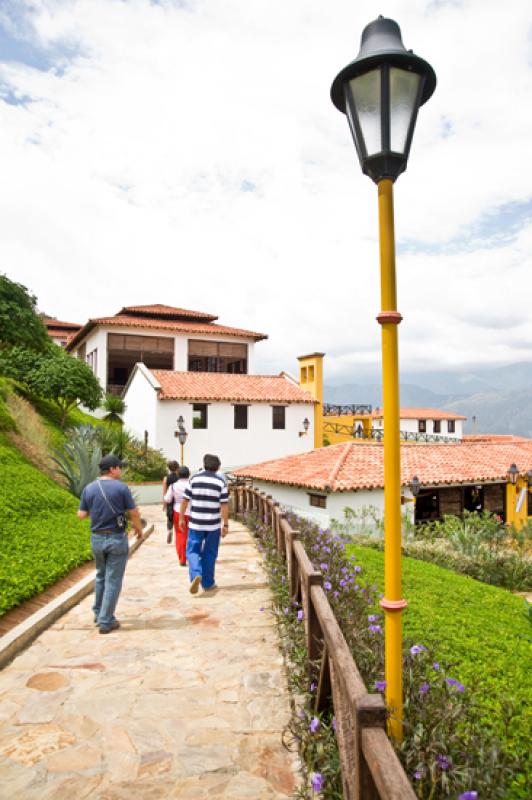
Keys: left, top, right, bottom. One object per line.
{"left": 304, "top": 572, "right": 323, "bottom": 666}
{"left": 355, "top": 694, "right": 386, "bottom": 800}
{"left": 286, "top": 529, "right": 300, "bottom": 601}
{"left": 278, "top": 513, "right": 287, "bottom": 561}
{"left": 265, "top": 495, "right": 273, "bottom": 528}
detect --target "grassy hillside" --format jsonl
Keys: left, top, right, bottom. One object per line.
{"left": 348, "top": 544, "right": 532, "bottom": 759}
{"left": 0, "top": 432, "right": 92, "bottom": 615}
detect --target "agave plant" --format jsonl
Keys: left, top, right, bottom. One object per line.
{"left": 52, "top": 425, "right": 102, "bottom": 497}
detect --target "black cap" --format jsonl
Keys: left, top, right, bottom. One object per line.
{"left": 99, "top": 454, "right": 125, "bottom": 471}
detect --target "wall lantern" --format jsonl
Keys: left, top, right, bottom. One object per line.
{"left": 409, "top": 475, "right": 421, "bottom": 497}
{"left": 507, "top": 463, "right": 519, "bottom": 486}
{"left": 299, "top": 417, "right": 311, "bottom": 437}
{"left": 330, "top": 15, "right": 436, "bottom": 183}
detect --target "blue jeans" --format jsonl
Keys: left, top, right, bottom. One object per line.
{"left": 186, "top": 529, "right": 221, "bottom": 589}
{"left": 91, "top": 532, "right": 129, "bottom": 629}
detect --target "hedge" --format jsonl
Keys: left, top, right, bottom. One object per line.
{"left": 347, "top": 544, "right": 532, "bottom": 760}
{"left": 0, "top": 434, "right": 92, "bottom": 616}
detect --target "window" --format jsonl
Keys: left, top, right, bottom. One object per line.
{"left": 107, "top": 333, "right": 174, "bottom": 394}
{"left": 418, "top": 419, "right": 427, "bottom": 433}
{"left": 188, "top": 340, "right": 248, "bottom": 373}
{"left": 433, "top": 420, "right": 441, "bottom": 433}
{"left": 192, "top": 403, "right": 208, "bottom": 429}
{"left": 272, "top": 406, "right": 286, "bottom": 430}
{"left": 309, "top": 493, "right": 327, "bottom": 509}
{"left": 86, "top": 348, "right": 98, "bottom": 376}
{"left": 308, "top": 365, "right": 315, "bottom": 381}
{"left": 300, "top": 367, "right": 307, "bottom": 383}
{"left": 447, "top": 420, "right": 455, "bottom": 433}
{"left": 234, "top": 405, "right": 248, "bottom": 429}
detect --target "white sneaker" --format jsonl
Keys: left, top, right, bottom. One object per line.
{"left": 189, "top": 576, "right": 201, "bottom": 595}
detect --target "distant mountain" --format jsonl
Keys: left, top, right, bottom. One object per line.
{"left": 324, "top": 361, "right": 532, "bottom": 438}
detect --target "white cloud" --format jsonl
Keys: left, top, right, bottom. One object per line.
{"left": 0, "top": 0, "right": 531, "bottom": 382}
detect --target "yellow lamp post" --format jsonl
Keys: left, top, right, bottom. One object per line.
{"left": 331, "top": 16, "right": 436, "bottom": 740}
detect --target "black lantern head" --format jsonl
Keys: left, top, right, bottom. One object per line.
{"left": 303, "top": 417, "right": 310, "bottom": 432}
{"left": 331, "top": 16, "right": 436, "bottom": 183}
{"left": 507, "top": 463, "right": 519, "bottom": 486}
{"left": 178, "top": 430, "right": 188, "bottom": 446}
{"left": 410, "top": 475, "right": 421, "bottom": 497}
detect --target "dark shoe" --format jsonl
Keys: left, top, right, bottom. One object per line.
{"left": 167, "top": 531, "right": 173, "bottom": 544}
{"left": 99, "top": 620, "right": 121, "bottom": 635}
{"left": 189, "top": 576, "right": 201, "bottom": 595}
{"left": 179, "top": 562, "right": 187, "bottom": 567}
{"left": 203, "top": 584, "right": 218, "bottom": 593}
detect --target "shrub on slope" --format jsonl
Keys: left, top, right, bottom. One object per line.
{"left": 0, "top": 434, "right": 91, "bottom": 616}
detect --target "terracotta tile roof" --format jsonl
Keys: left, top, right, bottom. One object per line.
{"left": 150, "top": 370, "right": 317, "bottom": 404}
{"left": 44, "top": 318, "right": 82, "bottom": 331}
{"left": 119, "top": 304, "right": 217, "bottom": 321}
{"left": 372, "top": 407, "right": 467, "bottom": 421}
{"left": 67, "top": 313, "right": 267, "bottom": 350}
{"left": 233, "top": 439, "right": 532, "bottom": 491}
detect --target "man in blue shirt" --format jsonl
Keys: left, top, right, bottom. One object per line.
{"left": 180, "top": 453, "right": 229, "bottom": 594}
{"left": 78, "top": 454, "right": 143, "bottom": 633}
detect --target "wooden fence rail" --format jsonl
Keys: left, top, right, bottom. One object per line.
{"left": 231, "top": 484, "right": 416, "bottom": 800}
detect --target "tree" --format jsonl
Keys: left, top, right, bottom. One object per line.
{"left": 30, "top": 348, "right": 102, "bottom": 428}
{"left": 102, "top": 393, "right": 126, "bottom": 425}
{"left": 0, "top": 274, "right": 49, "bottom": 351}
{"left": 0, "top": 345, "right": 47, "bottom": 383}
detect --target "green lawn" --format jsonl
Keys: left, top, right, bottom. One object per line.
{"left": 0, "top": 433, "right": 92, "bottom": 616}
{"left": 348, "top": 545, "right": 532, "bottom": 758}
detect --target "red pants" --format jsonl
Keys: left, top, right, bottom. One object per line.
{"left": 173, "top": 511, "right": 189, "bottom": 565}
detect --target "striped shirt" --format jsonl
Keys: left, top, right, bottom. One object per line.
{"left": 184, "top": 471, "right": 229, "bottom": 532}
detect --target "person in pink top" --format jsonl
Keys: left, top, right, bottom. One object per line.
{"left": 164, "top": 466, "right": 190, "bottom": 566}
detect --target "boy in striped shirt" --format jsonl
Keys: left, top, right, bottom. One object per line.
{"left": 179, "top": 453, "right": 229, "bottom": 594}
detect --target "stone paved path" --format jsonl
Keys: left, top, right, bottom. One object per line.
{"left": 0, "top": 508, "right": 299, "bottom": 799}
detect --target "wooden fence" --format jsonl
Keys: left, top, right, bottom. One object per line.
{"left": 231, "top": 484, "right": 416, "bottom": 800}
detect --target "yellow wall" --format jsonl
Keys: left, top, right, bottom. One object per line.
{"left": 322, "top": 414, "right": 373, "bottom": 445}
{"left": 505, "top": 477, "right": 531, "bottom": 529}
{"left": 298, "top": 353, "right": 324, "bottom": 449}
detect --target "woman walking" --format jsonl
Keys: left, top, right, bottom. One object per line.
{"left": 164, "top": 466, "right": 191, "bottom": 566}
{"left": 162, "top": 460, "right": 179, "bottom": 544}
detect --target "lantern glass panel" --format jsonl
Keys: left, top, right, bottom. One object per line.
{"left": 348, "top": 69, "right": 381, "bottom": 156}
{"left": 389, "top": 67, "right": 421, "bottom": 154}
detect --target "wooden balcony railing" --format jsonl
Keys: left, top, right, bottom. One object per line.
{"left": 230, "top": 484, "right": 416, "bottom": 800}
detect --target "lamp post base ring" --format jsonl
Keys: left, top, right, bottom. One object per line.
{"left": 380, "top": 598, "right": 408, "bottom": 611}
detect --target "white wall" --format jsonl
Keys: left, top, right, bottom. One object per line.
{"left": 373, "top": 417, "right": 462, "bottom": 439}
{"left": 122, "top": 366, "right": 159, "bottom": 450}
{"left": 249, "top": 480, "right": 390, "bottom": 528}
{"left": 151, "top": 399, "right": 315, "bottom": 472}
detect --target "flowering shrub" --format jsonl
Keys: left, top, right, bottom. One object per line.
{"left": 236, "top": 505, "right": 529, "bottom": 799}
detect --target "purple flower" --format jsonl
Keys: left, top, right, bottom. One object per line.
{"left": 332, "top": 716, "right": 336, "bottom": 732}
{"left": 354, "top": 565, "right": 362, "bottom": 573}
{"left": 324, "top": 581, "right": 332, "bottom": 591}
{"left": 437, "top": 754, "right": 450, "bottom": 771}
{"left": 297, "top": 609, "right": 304, "bottom": 622}
{"left": 410, "top": 644, "right": 427, "bottom": 656}
{"left": 419, "top": 682, "right": 430, "bottom": 696}
{"left": 333, "top": 591, "right": 340, "bottom": 599}
{"left": 368, "top": 624, "right": 383, "bottom": 634}
{"left": 283, "top": 607, "right": 289, "bottom": 615}
{"left": 445, "top": 677, "right": 465, "bottom": 693}
{"left": 414, "top": 771, "right": 422, "bottom": 781}
{"left": 374, "top": 680, "right": 387, "bottom": 692}
{"left": 259, "top": 607, "right": 265, "bottom": 613}
{"left": 310, "top": 772, "right": 324, "bottom": 793}
{"left": 339, "top": 579, "right": 347, "bottom": 588}
{"left": 432, "top": 662, "right": 440, "bottom": 671}
{"left": 320, "top": 563, "right": 328, "bottom": 571}
{"left": 310, "top": 681, "right": 317, "bottom": 691}
{"left": 309, "top": 717, "right": 320, "bottom": 733}
{"left": 459, "top": 793, "right": 478, "bottom": 800}
{"left": 368, "top": 614, "right": 379, "bottom": 623}
{"left": 341, "top": 567, "right": 348, "bottom": 574}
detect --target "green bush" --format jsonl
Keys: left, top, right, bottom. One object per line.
{"left": 346, "top": 544, "right": 532, "bottom": 767}
{"left": 0, "top": 434, "right": 92, "bottom": 615}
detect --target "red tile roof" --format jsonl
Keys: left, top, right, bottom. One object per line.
{"left": 372, "top": 407, "right": 467, "bottom": 421}
{"left": 67, "top": 311, "right": 267, "bottom": 350}
{"left": 233, "top": 440, "right": 532, "bottom": 491}
{"left": 119, "top": 304, "right": 217, "bottom": 321}
{"left": 44, "top": 318, "right": 82, "bottom": 331}
{"left": 151, "top": 370, "right": 317, "bottom": 404}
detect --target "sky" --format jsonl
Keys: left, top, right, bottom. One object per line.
{"left": 0, "top": 0, "right": 531, "bottom": 385}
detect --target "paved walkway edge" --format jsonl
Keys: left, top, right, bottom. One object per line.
{"left": 0, "top": 525, "right": 154, "bottom": 670}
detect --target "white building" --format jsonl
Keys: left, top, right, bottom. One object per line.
{"left": 372, "top": 407, "right": 466, "bottom": 440}
{"left": 122, "top": 364, "right": 316, "bottom": 472}
{"left": 233, "top": 439, "right": 532, "bottom": 527}
{"left": 66, "top": 304, "right": 266, "bottom": 396}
